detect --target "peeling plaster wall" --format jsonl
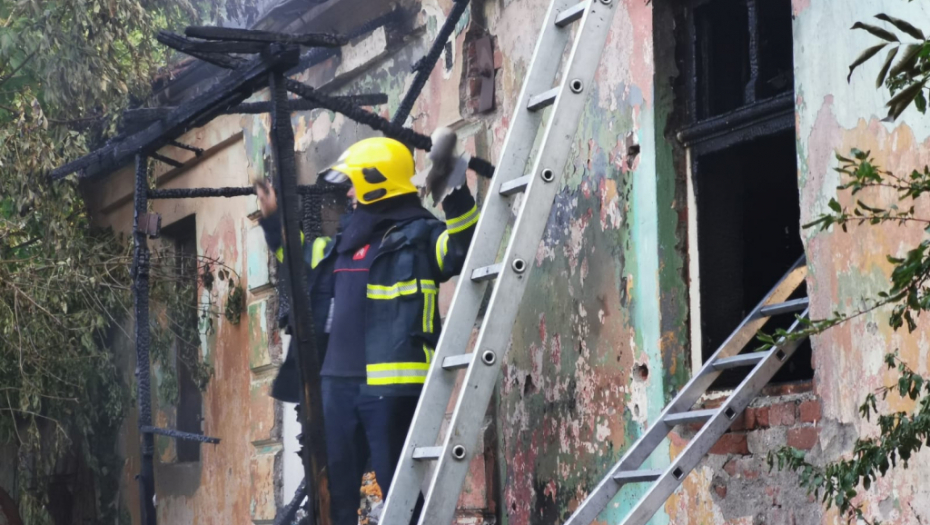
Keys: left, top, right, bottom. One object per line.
{"left": 795, "top": 0, "right": 930, "bottom": 523}
{"left": 662, "top": 1, "right": 930, "bottom": 524}
{"left": 482, "top": 1, "right": 689, "bottom": 524}
{"left": 86, "top": 117, "right": 283, "bottom": 525}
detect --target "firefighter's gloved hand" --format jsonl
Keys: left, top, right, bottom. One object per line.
{"left": 426, "top": 127, "right": 470, "bottom": 206}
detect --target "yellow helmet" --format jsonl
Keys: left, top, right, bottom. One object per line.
{"left": 320, "top": 137, "right": 417, "bottom": 205}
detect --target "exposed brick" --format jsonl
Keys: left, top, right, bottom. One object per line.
{"left": 788, "top": 426, "right": 820, "bottom": 450}
{"left": 743, "top": 467, "right": 760, "bottom": 480}
{"left": 761, "top": 380, "right": 814, "bottom": 397}
{"left": 714, "top": 483, "right": 727, "bottom": 498}
{"left": 723, "top": 459, "right": 738, "bottom": 476}
{"left": 493, "top": 48, "right": 503, "bottom": 69}
{"left": 729, "top": 411, "right": 749, "bottom": 431}
{"left": 769, "top": 402, "right": 796, "bottom": 426}
{"left": 709, "top": 433, "right": 749, "bottom": 455}
{"left": 467, "top": 77, "right": 482, "bottom": 97}
{"left": 749, "top": 406, "right": 770, "bottom": 428}
{"left": 799, "top": 399, "right": 822, "bottom": 423}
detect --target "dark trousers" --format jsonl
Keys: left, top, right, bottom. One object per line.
{"left": 321, "top": 376, "right": 421, "bottom": 525}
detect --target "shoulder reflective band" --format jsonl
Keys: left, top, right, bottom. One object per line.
{"left": 367, "top": 279, "right": 418, "bottom": 299}
{"left": 275, "top": 230, "right": 307, "bottom": 263}
{"left": 366, "top": 362, "right": 429, "bottom": 385}
{"left": 445, "top": 204, "right": 479, "bottom": 234}
{"left": 435, "top": 231, "right": 450, "bottom": 272}
{"left": 311, "top": 236, "right": 330, "bottom": 269}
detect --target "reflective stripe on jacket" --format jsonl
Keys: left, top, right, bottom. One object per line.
{"left": 264, "top": 186, "right": 478, "bottom": 396}
{"left": 316, "top": 187, "right": 476, "bottom": 395}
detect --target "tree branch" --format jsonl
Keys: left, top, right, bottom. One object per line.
{"left": 0, "top": 50, "right": 35, "bottom": 92}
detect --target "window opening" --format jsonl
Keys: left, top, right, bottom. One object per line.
{"left": 677, "top": 0, "right": 811, "bottom": 387}
{"left": 161, "top": 215, "right": 203, "bottom": 463}
{"left": 695, "top": 131, "right": 811, "bottom": 387}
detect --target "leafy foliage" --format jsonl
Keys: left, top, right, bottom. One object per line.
{"left": 848, "top": 12, "right": 930, "bottom": 120}
{"left": 765, "top": 7, "right": 930, "bottom": 525}
{"left": 0, "top": 0, "right": 252, "bottom": 521}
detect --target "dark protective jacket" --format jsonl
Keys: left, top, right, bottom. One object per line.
{"left": 261, "top": 186, "right": 478, "bottom": 399}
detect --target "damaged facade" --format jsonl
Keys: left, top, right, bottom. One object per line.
{"left": 22, "top": 0, "right": 930, "bottom": 523}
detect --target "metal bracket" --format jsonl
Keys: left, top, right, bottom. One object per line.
{"left": 136, "top": 213, "right": 162, "bottom": 239}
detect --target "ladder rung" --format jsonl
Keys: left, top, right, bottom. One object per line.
{"left": 471, "top": 263, "right": 503, "bottom": 282}
{"left": 613, "top": 470, "right": 662, "bottom": 484}
{"left": 760, "top": 297, "right": 809, "bottom": 317}
{"left": 527, "top": 87, "right": 559, "bottom": 112}
{"left": 663, "top": 408, "right": 716, "bottom": 426}
{"left": 412, "top": 446, "right": 443, "bottom": 460}
{"left": 442, "top": 354, "right": 472, "bottom": 371}
{"left": 712, "top": 351, "right": 770, "bottom": 371}
{"left": 554, "top": 2, "right": 587, "bottom": 27}
{"left": 500, "top": 175, "right": 532, "bottom": 196}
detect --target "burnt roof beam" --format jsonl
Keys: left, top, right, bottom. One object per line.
{"left": 122, "top": 93, "right": 389, "bottom": 127}
{"left": 156, "top": 31, "right": 245, "bottom": 69}
{"left": 50, "top": 44, "right": 301, "bottom": 181}
{"left": 185, "top": 26, "right": 348, "bottom": 47}
{"left": 157, "top": 33, "right": 274, "bottom": 54}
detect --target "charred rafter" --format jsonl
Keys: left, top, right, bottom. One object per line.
{"left": 186, "top": 26, "right": 348, "bottom": 48}
{"left": 156, "top": 31, "right": 245, "bottom": 69}
{"left": 150, "top": 152, "right": 183, "bottom": 168}
{"left": 158, "top": 32, "right": 272, "bottom": 54}
{"left": 141, "top": 426, "right": 221, "bottom": 444}
{"left": 50, "top": 44, "right": 300, "bottom": 181}
{"left": 147, "top": 183, "right": 348, "bottom": 200}
{"left": 286, "top": 79, "right": 496, "bottom": 178}
{"left": 123, "top": 94, "right": 388, "bottom": 128}
{"left": 168, "top": 140, "right": 204, "bottom": 156}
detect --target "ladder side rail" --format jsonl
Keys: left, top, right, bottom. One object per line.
{"left": 379, "top": 2, "right": 583, "bottom": 523}
{"left": 417, "top": 3, "right": 619, "bottom": 524}
{"left": 562, "top": 256, "right": 808, "bottom": 525}
{"left": 620, "top": 311, "right": 810, "bottom": 525}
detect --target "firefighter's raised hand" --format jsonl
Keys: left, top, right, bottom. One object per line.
{"left": 255, "top": 180, "right": 278, "bottom": 218}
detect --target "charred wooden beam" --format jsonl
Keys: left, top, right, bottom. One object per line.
{"left": 147, "top": 183, "right": 347, "bottom": 200}
{"left": 150, "top": 152, "right": 183, "bottom": 168}
{"left": 287, "top": 79, "right": 431, "bottom": 149}
{"left": 156, "top": 31, "right": 245, "bottom": 69}
{"left": 50, "top": 44, "right": 301, "bottom": 181}
{"left": 232, "top": 93, "right": 387, "bottom": 114}
{"left": 168, "top": 140, "right": 204, "bottom": 156}
{"left": 186, "top": 26, "right": 348, "bottom": 48}
{"left": 268, "top": 68, "right": 332, "bottom": 524}
{"left": 286, "top": 79, "right": 496, "bottom": 178}
{"left": 161, "top": 36, "right": 271, "bottom": 55}
{"left": 394, "top": 0, "right": 470, "bottom": 125}
{"left": 123, "top": 93, "right": 387, "bottom": 128}
{"left": 141, "top": 426, "right": 221, "bottom": 444}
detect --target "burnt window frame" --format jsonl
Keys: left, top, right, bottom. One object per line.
{"left": 673, "top": 0, "right": 813, "bottom": 387}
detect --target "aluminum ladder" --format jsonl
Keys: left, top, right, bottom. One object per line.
{"left": 563, "top": 256, "right": 811, "bottom": 525}
{"left": 379, "top": 1, "right": 619, "bottom": 524}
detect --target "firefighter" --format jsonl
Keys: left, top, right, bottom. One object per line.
{"left": 256, "top": 135, "right": 478, "bottom": 525}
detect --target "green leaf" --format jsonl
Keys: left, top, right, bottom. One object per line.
{"left": 852, "top": 22, "right": 901, "bottom": 42}
{"left": 888, "top": 44, "right": 924, "bottom": 78}
{"left": 828, "top": 198, "right": 842, "bottom": 213}
{"left": 885, "top": 79, "right": 927, "bottom": 120}
{"left": 849, "top": 43, "right": 888, "bottom": 82}
{"left": 875, "top": 14, "right": 925, "bottom": 41}
{"left": 877, "top": 46, "right": 900, "bottom": 88}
